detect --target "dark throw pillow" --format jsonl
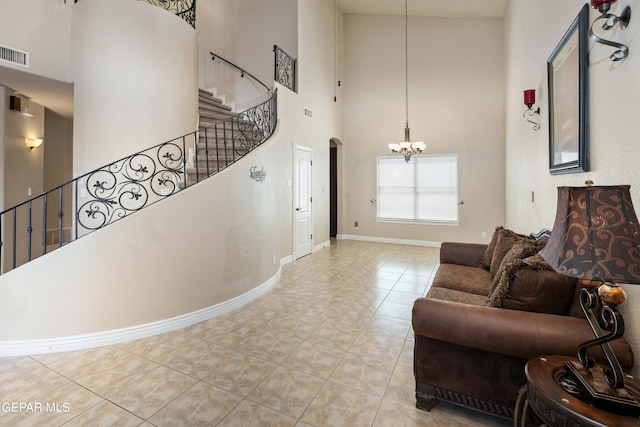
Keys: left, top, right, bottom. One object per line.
{"left": 487, "top": 254, "right": 577, "bottom": 315}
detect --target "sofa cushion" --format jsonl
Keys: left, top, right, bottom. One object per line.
{"left": 489, "top": 229, "right": 541, "bottom": 277}
{"left": 480, "top": 226, "right": 504, "bottom": 270}
{"left": 495, "top": 240, "right": 542, "bottom": 272}
{"left": 432, "top": 263, "right": 493, "bottom": 296}
{"left": 487, "top": 254, "right": 577, "bottom": 315}
{"left": 426, "top": 287, "right": 488, "bottom": 306}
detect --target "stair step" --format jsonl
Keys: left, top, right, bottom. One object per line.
{"left": 198, "top": 111, "right": 237, "bottom": 124}
{"left": 190, "top": 88, "right": 261, "bottom": 189}
{"left": 199, "top": 98, "right": 232, "bottom": 109}
{"left": 198, "top": 88, "right": 224, "bottom": 104}
{"left": 198, "top": 103, "right": 236, "bottom": 117}
{"left": 197, "top": 127, "right": 262, "bottom": 137}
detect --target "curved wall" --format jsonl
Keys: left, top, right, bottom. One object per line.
{"left": 71, "top": 0, "right": 198, "bottom": 174}
{"left": 0, "top": 101, "right": 288, "bottom": 348}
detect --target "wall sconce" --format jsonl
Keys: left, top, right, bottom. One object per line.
{"left": 523, "top": 89, "right": 540, "bottom": 131}
{"left": 25, "top": 137, "right": 43, "bottom": 150}
{"left": 590, "top": 0, "right": 631, "bottom": 61}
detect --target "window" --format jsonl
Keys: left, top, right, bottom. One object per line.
{"left": 377, "top": 154, "right": 459, "bottom": 224}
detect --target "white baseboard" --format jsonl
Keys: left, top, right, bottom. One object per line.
{"left": 337, "top": 234, "right": 441, "bottom": 248}
{"left": 0, "top": 268, "right": 282, "bottom": 357}
{"left": 313, "top": 240, "right": 330, "bottom": 253}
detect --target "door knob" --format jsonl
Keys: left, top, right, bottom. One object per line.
{"left": 295, "top": 208, "right": 301, "bottom": 211}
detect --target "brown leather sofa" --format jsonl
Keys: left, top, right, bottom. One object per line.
{"left": 412, "top": 227, "right": 634, "bottom": 420}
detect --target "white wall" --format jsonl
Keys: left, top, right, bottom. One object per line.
{"left": 0, "top": 0, "right": 71, "bottom": 83}
{"left": 70, "top": 0, "right": 198, "bottom": 174}
{"left": 504, "top": 0, "right": 640, "bottom": 375}
{"left": 342, "top": 13, "right": 505, "bottom": 244}
{"left": 198, "top": 0, "right": 298, "bottom": 109}
{"left": 297, "top": 0, "right": 343, "bottom": 250}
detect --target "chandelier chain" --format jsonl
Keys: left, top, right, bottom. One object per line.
{"left": 405, "top": 0, "right": 409, "bottom": 129}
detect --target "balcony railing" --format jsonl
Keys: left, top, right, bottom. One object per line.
{"left": 145, "top": 0, "right": 196, "bottom": 28}
{"left": 0, "top": 90, "right": 277, "bottom": 274}
{"left": 274, "top": 45, "right": 296, "bottom": 93}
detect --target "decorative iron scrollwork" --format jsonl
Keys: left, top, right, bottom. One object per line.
{"left": 274, "top": 45, "right": 296, "bottom": 92}
{"left": 141, "top": 0, "right": 196, "bottom": 28}
{"left": 77, "top": 142, "right": 185, "bottom": 231}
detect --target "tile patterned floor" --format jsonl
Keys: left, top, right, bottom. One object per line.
{"left": 0, "top": 240, "right": 512, "bottom": 426}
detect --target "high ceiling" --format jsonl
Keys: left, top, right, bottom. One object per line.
{"left": 339, "top": 0, "right": 507, "bottom": 18}
{"left": 0, "top": 0, "right": 507, "bottom": 119}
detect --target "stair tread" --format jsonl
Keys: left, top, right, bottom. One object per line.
{"left": 198, "top": 88, "right": 223, "bottom": 101}
{"left": 198, "top": 112, "right": 228, "bottom": 120}
{"left": 198, "top": 102, "right": 233, "bottom": 113}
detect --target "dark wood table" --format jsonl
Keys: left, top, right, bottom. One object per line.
{"left": 515, "top": 355, "right": 640, "bottom": 426}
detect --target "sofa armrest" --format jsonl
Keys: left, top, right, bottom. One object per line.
{"left": 440, "top": 242, "right": 487, "bottom": 267}
{"left": 412, "top": 297, "right": 633, "bottom": 371}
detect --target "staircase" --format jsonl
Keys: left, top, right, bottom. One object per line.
{"left": 184, "top": 88, "right": 271, "bottom": 186}
{"left": 198, "top": 88, "right": 234, "bottom": 125}
{"left": 0, "top": 45, "right": 292, "bottom": 274}
{"left": 0, "top": 87, "right": 277, "bottom": 274}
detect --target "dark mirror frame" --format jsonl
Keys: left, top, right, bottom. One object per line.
{"left": 547, "top": 4, "right": 589, "bottom": 175}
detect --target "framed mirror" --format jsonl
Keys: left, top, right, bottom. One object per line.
{"left": 547, "top": 4, "right": 589, "bottom": 175}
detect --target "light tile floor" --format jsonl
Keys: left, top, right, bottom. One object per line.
{"left": 0, "top": 240, "right": 512, "bottom": 426}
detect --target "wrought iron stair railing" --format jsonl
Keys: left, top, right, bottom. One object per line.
{"left": 0, "top": 89, "right": 277, "bottom": 274}
{"left": 210, "top": 52, "right": 271, "bottom": 93}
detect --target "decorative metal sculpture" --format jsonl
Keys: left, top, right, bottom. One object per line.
{"left": 250, "top": 166, "right": 267, "bottom": 183}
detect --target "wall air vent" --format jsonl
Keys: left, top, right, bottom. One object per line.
{"left": 0, "top": 44, "right": 29, "bottom": 68}
{"left": 304, "top": 107, "right": 313, "bottom": 119}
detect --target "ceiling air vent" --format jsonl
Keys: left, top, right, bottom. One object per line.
{"left": 0, "top": 44, "right": 29, "bottom": 68}
{"left": 304, "top": 107, "right": 313, "bottom": 119}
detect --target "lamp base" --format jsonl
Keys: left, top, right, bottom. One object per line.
{"left": 563, "top": 360, "right": 640, "bottom": 417}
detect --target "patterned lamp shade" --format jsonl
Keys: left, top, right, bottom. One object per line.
{"left": 540, "top": 185, "right": 640, "bottom": 283}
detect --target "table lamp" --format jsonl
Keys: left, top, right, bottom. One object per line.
{"left": 540, "top": 183, "right": 640, "bottom": 415}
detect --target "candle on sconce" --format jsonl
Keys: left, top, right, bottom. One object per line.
{"left": 524, "top": 89, "right": 536, "bottom": 108}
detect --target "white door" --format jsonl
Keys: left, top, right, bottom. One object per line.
{"left": 294, "top": 145, "right": 313, "bottom": 259}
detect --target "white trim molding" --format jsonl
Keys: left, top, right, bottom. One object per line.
{"left": 0, "top": 268, "right": 282, "bottom": 357}
{"left": 313, "top": 240, "right": 331, "bottom": 253}
{"left": 337, "top": 234, "right": 441, "bottom": 248}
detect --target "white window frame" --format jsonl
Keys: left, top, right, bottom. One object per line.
{"left": 376, "top": 154, "right": 459, "bottom": 226}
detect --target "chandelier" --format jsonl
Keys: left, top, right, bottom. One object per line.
{"left": 388, "top": 0, "right": 425, "bottom": 162}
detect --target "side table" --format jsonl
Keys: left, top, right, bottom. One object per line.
{"left": 515, "top": 355, "right": 640, "bottom": 427}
